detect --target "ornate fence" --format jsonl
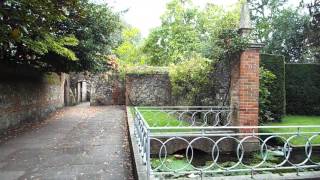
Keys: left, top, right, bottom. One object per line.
{"left": 133, "top": 106, "right": 320, "bottom": 179}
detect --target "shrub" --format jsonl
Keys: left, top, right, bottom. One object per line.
{"left": 259, "top": 67, "right": 276, "bottom": 122}
{"left": 169, "top": 55, "right": 214, "bottom": 105}
{"left": 286, "top": 64, "right": 320, "bottom": 115}
{"left": 260, "top": 54, "right": 286, "bottom": 120}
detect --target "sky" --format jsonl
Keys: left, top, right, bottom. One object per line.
{"left": 92, "top": 0, "right": 301, "bottom": 37}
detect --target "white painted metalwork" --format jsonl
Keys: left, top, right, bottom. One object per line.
{"left": 133, "top": 106, "right": 320, "bottom": 179}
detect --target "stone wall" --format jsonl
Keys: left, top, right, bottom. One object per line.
{"left": 70, "top": 72, "right": 125, "bottom": 106}
{"left": 125, "top": 73, "right": 171, "bottom": 106}
{"left": 90, "top": 72, "right": 125, "bottom": 106}
{"left": 0, "top": 66, "right": 69, "bottom": 133}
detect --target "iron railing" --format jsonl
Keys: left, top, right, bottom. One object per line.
{"left": 133, "top": 106, "right": 320, "bottom": 179}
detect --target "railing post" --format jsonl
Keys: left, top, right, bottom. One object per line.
{"left": 146, "top": 129, "right": 151, "bottom": 180}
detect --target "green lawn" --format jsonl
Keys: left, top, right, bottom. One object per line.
{"left": 130, "top": 107, "right": 320, "bottom": 145}
{"left": 261, "top": 116, "right": 320, "bottom": 146}
{"left": 130, "top": 107, "right": 189, "bottom": 127}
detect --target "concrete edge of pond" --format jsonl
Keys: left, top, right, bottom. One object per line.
{"left": 126, "top": 106, "right": 148, "bottom": 180}
{"left": 197, "top": 171, "right": 320, "bottom": 180}
{"left": 125, "top": 106, "right": 320, "bottom": 180}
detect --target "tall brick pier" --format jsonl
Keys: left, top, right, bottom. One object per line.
{"left": 230, "top": 1, "right": 263, "bottom": 131}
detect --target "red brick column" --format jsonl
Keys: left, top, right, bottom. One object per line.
{"left": 230, "top": 48, "right": 260, "bottom": 130}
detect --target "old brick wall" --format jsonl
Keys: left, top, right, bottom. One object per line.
{"left": 0, "top": 67, "right": 69, "bottom": 133}
{"left": 125, "top": 73, "right": 171, "bottom": 106}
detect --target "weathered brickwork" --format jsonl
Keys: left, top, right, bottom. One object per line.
{"left": 0, "top": 70, "right": 69, "bottom": 133}
{"left": 125, "top": 73, "right": 171, "bottom": 106}
{"left": 230, "top": 49, "right": 260, "bottom": 130}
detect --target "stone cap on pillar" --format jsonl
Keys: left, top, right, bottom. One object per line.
{"left": 239, "top": 0, "right": 264, "bottom": 49}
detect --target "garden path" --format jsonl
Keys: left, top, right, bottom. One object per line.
{"left": 0, "top": 103, "right": 134, "bottom": 180}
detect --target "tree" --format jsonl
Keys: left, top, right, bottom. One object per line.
{"left": 305, "top": 0, "right": 320, "bottom": 62}
{"left": 249, "top": 0, "right": 310, "bottom": 62}
{"left": 142, "top": 0, "right": 241, "bottom": 65}
{"left": 0, "top": 0, "right": 81, "bottom": 69}
{"left": 143, "top": 0, "right": 202, "bottom": 65}
{"left": 0, "top": 0, "right": 122, "bottom": 72}
{"left": 66, "top": 2, "right": 122, "bottom": 72}
{"left": 115, "top": 27, "right": 147, "bottom": 67}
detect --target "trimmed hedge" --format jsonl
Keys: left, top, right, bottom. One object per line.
{"left": 260, "top": 54, "right": 286, "bottom": 120}
{"left": 285, "top": 64, "right": 320, "bottom": 115}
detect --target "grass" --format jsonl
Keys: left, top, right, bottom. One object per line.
{"left": 130, "top": 107, "right": 320, "bottom": 145}
{"left": 129, "top": 107, "right": 197, "bottom": 133}
{"left": 130, "top": 107, "right": 190, "bottom": 127}
{"left": 261, "top": 116, "right": 320, "bottom": 146}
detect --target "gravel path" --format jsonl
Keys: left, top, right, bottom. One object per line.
{"left": 0, "top": 103, "right": 134, "bottom": 180}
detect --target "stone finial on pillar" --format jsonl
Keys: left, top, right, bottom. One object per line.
{"left": 239, "top": 0, "right": 253, "bottom": 37}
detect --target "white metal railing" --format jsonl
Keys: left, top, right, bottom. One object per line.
{"left": 133, "top": 106, "right": 320, "bottom": 179}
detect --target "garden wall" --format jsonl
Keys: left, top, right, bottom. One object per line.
{"left": 125, "top": 73, "right": 171, "bottom": 106}
{"left": 0, "top": 65, "right": 69, "bottom": 133}
{"left": 260, "top": 54, "right": 286, "bottom": 119}
{"left": 90, "top": 72, "right": 125, "bottom": 106}
{"left": 285, "top": 64, "right": 320, "bottom": 115}
{"left": 70, "top": 71, "right": 125, "bottom": 106}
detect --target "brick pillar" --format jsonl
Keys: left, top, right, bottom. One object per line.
{"left": 230, "top": 48, "right": 260, "bottom": 130}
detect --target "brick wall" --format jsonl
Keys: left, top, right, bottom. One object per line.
{"left": 230, "top": 49, "right": 260, "bottom": 130}
{"left": 0, "top": 66, "right": 69, "bottom": 133}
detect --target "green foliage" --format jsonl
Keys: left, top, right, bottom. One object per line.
{"left": 0, "top": 0, "right": 82, "bottom": 68}
{"left": 136, "top": 108, "right": 189, "bottom": 127}
{"left": 115, "top": 27, "right": 147, "bottom": 68}
{"left": 305, "top": 1, "right": 320, "bottom": 62}
{"left": 142, "top": 0, "right": 242, "bottom": 65}
{"left": 260, "top": 54, "right": 286, "bottom": 121}
{"left": 125, "top": 66, "right": 168, "bottom": 75}
{"left": 169, "top": 55, "right": 214, "bottom": 105}
{"left": 285, "top": 64, "right": 320, "bottom": 115}
{"left": 68, "top": 3, "right": 122, "bottom": 72}
{"left": 25, "top": 34, "right": 79, "bottom": 61}
{"left": 0, "top": 0, "right": 122, "bottom": 72}
{"left": 259, "top": 67, "right": 276, "bottom": 122}
{"left": 151, "top": 156, "right": 194, "bottom": 173}
{"left": 249, "top": 0, "right": 311, "bottom": 62}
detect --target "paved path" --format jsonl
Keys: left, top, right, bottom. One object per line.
{"left": 0, "top": 103, "right": 134, "bottom": 180}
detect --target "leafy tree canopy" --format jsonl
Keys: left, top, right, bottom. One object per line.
{"left": 249, "top": 0, "right": 316, "bottom": 63}
{"left": 142, "top": 0, "right": 242, "bottom": 65}
{"left": 0, "top": 0, "right": 122, "bottom": 72}
{"left": 115, "top": 26, "right": 147, "bottom": 67}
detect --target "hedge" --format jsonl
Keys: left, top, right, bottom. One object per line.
{"left": 285, "top": 64, "right": 320, "bottom": 115}
{"left": 260, "top": 54, "right": 286, "bottom": 120}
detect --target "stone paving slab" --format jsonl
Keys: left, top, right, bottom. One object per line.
{"left": 0, "top": 103, "right": 134, "bottom": 180}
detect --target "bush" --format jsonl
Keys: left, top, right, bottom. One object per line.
{"left": 259, "top": 67, "right": 277, "bottom": 122}
{"left": 260, "top": 54, "right": 286, "bottom": 120}
{"left": 169, "top": 55, "right": 214, "bottom": 105}
{"left": 285, "top": 64, "right": 320, "bottom": 115}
